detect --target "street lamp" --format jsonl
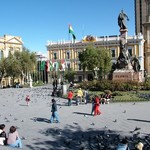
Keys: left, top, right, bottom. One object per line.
{"left": 94, "top": 67, "right": 99, "bottom": 79}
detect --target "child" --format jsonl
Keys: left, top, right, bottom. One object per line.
{"left": 50, "top": 99, "right": 60, "bottom": 123}
{"left": 7, "top": 126, "right": 22, "bottom": 148}
{"left": 94, "top": 95, "right": 101, "bottom": 116}
{"left": 26, "top": 95, "right": 30, "bottom": 106}
{"left": 0, "top": 124, "right": 7, "bottom": 145}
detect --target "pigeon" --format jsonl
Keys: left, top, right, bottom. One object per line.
{"left": 123, "top": 110, "right": 126, "bottom": 113}
{"left": 134, "top": 127, "right": 141, "bottom": 132}
{"left": 73, "top": 122, "right": 78, "bottom": 125}
{"left": 132, "top": 102, "right": 136, "bottom": 105}
{"left": 113, "top": 119, "right": 117, "bottom": 123}
{"left": 91, "top": 122, "right": 95, "bottom": 126}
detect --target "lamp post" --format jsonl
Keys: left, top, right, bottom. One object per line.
{"left": 94, "top": 67, "right": 99, "bottom": 80}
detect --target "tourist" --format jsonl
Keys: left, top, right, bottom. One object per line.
{"left": 67, "top": 90, "right": 73, "bottom": 106}
{"left": 91, "top": 96, "right": 95, "bottom": 115}
{"left": 77, "top": 88, "right": 83, "bottom": 103}
{"left": 50, "top": 99, "right": 60, "bottom": 123}
{"left": 94, "top": 95, "right": 101, "bottom": 116}
{"left": 0, "top": 124, "right": 7, "bottom": 145}
{"left": 83, "top": 89, "right": 89, "bottom": 104}
{"left": 117, "top": 138, "right": 130, "bottom": 150}
{"left": 25, "top": 95, "right": 30, "bottom": 106}
{"left": 7, "top": 126, "right": 22, "bottom": 148}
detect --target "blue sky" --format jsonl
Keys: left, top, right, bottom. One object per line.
{"left": 0, "top": 0, "right": 135, "bottom": 55}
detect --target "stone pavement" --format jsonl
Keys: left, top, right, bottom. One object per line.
{"left": 0, "top": 85, "right": 149, "bottom": 149}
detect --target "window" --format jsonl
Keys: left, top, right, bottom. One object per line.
{"left": 78, "top": 64, "right": 82, "bottom": 70}
{"left": 54, "top": 53, "right": 57, "bottom": 59}
{"left": 66, "top": 52, "right": 70, "bottom": 59}
{"left": 128, "top": 48, "right": 132, "bottom": 57}
{"left": 148, "top": 3, "right": 150, "bottom": 15}
{"left": 111, "top": 49, "right": 116, "bottom": 57}
{"left": 67, "top": 63, "right": 70, "bottom": 70}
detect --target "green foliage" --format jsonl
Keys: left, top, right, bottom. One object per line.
{"left": 142, "top": 79, "right": 150, "bottom": 90}
{"left": 64, "top": 69, "right": 76, "bottom": 82}
{"left": 78, "top": 45, "right": 112, "bottom": 79}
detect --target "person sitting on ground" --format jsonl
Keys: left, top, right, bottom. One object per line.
{"left": 51, "top": 88, "right": 57, "bottom": 97}
{"left": 135, "top": 142, "right": 144, "bottom": 150}
{"left": 7, "top": 126, "right": 22, "bottom": 148}
{"left": 116, "top": 138, "right": 130, "bottom": 150}
{"left": 0, "top": 124, "right": 7, "bottom": 145}
{"left": 69, "top": 82, "right": 74, "bottom": 88}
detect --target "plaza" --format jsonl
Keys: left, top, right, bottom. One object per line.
{"left": 0, "top": 85, "right": 149, "bottom": 149}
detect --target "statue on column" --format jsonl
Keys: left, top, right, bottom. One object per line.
{"left": 118, "top": 10, "right": 129, "bottom": 30}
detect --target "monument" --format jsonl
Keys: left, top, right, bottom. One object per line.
{"left": 112, "top": 10, "right": 143, "bottom": 82}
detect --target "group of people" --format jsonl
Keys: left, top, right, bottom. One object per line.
{"left": 0, "top": 124, "right": 22, "bottom": 148}
{"left": 117, "top": 138, "right": 144, "bottom": 150}
{"left": 67, "top": 88, "right": 89, "bottom": 106}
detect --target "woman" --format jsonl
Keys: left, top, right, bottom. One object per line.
{"left": 94, "top": 95, "right": 101, "bottom": 116}
{"left": 7, "top": 126, "right": 22, "bottom": 148}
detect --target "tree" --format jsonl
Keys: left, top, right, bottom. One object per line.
{"left": 2, "top": 47, "right": 36, "bottom": 86}
{"left": 0, "top": 58, "right": 6, "bottom": 87}
{"left": 79, "top": 45, "right": 111, "bottom": 80}
{"left": 5, "top": 52, "right": 21, "bottom": 84}
{"left": 14, "top": 47, "right": 36, "bottom": 84}
{"left": 97, "top": 47, "right": 112, "bottom": 79}
{"left": 79, "top": 45, "right": 99, "bottom": 79}
{"left": 64, "top": 69, "right": 76, "bottom": 82}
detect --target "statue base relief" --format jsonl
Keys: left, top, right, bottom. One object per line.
{"left": 113, "top": 69, "right": 143, "bottom": 82}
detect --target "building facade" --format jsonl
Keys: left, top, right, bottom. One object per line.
{"left": 135, "top": 0, "right": 150, "bottom": 76}
{"left": 0, "top": 34, "right": 23, "bottom": 86}
{"left": 47, "top": 34, "right": 145, "bottom": 82}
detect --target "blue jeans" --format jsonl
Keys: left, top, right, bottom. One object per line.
{"left": 68, "top": 99, "right": 72, "bottom": 106}
{"left": 8, "top": 138, "right": 22, "bottom": 148}
{"left": 50, "top": 111, "right": 60, "bottom": 123}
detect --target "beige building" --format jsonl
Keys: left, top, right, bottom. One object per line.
{"left": 135, "top": 0, "right": 150, "bottom": 76}
{"left": 47, "top": 34, "right": 145, "bottom": 82}
{"left": 0, "top": 34, "right": 23, "bottom": 86}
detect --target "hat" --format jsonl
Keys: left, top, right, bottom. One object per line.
{"left": 135, "top": 142, "right": 144, "bottom": 150}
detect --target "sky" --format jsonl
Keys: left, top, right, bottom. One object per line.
{"left": 0, "top": 0, "right": 135, "bottom": 55}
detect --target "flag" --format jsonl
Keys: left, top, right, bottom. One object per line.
{"left": 40, "top": 61, "right": 45, "bottom": 71}
{"left": 46, "top": 60, "right": 49, "bottom": 72}
{"left": 49, "top": 60, "right": 53, "bottom": 71}
{"left": 69, "top": 24, "right": 76, "bottom": 41}
{"left": 60, "top": 59, "right": 65, "bottom": 70}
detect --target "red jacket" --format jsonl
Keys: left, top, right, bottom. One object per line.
{"left": 67, "top": 91, "right": 73, "bottom": 99}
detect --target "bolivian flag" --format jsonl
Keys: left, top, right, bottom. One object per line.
{"left": 69, "top": 24, "right": 76, "bottom": 41}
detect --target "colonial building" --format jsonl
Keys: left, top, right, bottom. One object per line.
{"left": 135, "top": 0, "right": 150, "bottom": 76}
{"left": 0, "top": 34, "right": 23, "bottom": 86}
{"left": 47, "top": 34, "right": 145, "bottom": 82}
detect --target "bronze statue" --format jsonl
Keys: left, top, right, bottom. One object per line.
{"left": 118, "top": 10, "right": 129, "bottom": 29}
{"left": 131, "top": 56, "right": 140, "bottom": 72}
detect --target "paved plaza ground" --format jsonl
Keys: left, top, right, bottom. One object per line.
{"left": 0, "top": 85, "right": 149, "bottom": 150}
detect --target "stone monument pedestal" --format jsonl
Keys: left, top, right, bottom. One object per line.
{"left": 113, "top": 69, "right": 143, "bottom": 82}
